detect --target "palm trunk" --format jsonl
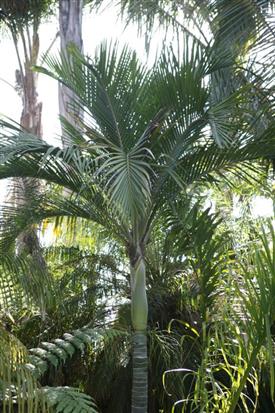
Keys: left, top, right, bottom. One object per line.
{"left": 131, "top": 258, "right": 148, "bottom": 413}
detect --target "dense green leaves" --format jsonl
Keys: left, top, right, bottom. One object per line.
{"left": 0, "top": 0, "right": 54, "bottom": 26}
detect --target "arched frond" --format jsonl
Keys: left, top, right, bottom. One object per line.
{"left": 0, "top": 252, "right": 55, "bottom": 318}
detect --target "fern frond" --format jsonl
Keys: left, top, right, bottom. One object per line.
{"left": 28, "top": 327, "right": 104, "bottom": 377}
{"left": 42, "top": 386, "right": 98, "bottom": 413}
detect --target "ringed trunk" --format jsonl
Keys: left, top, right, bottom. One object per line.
{"left": 131, "top": 258, "right": 148, "bottom": 413}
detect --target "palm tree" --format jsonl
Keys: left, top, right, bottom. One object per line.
{"left": 0, "top": 39, "right": 275, "bottom": 412}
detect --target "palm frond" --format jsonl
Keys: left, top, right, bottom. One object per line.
{"left": 0, "top": 250, "right": 56, "bottom": 318}
{"left": 0, "top": 327, "right": 42, "bottom": 413}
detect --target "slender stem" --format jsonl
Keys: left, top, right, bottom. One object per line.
{"left": 26, "top": 25, "right": 33, "bottom": 60}
{"left": 40, "top": 31, "right": 60, "bottom": 65}
{"left": 228, "top": 341, "right": 262, "bottom": 413}
{"left": 11, "top": 31, "right": 25, "bottom": 97}
{"left": 19, "top": 27, "right": 30, "bottom": 65}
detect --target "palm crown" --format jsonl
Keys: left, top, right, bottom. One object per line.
{"left": 0, "top": 39, "right": 274, "bottom": 253}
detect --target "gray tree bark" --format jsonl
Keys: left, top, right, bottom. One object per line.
{"left": 14, "top": 23, "right": 44, "bottom": 260}
{"left": 58, "top": 0, "right": 83, "bottom": 147}
{"left": 12, "top": 20, "right": 50, "bottom": 315}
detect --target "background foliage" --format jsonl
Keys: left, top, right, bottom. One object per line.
{"left": 0, "top": 1, "right": 275, "bottom": 412}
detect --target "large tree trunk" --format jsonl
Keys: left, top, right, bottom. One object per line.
{"left": 58, "top": 0, "right": 83, "bottom": 146}
{"left": 12, "top": 21, "right": 49, "bottom": 315}
{"left": 15, "top": 26, "right": 44, "bottom": 255}
{"left": 131, "top": 258, "right": 148, "bottom": 413}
